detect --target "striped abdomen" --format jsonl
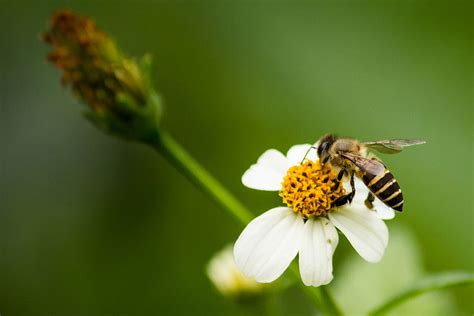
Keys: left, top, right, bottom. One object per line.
{"left": 361, "top": 169, "right": 404, "bottom": 211}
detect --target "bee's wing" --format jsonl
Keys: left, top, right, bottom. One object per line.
{"left": 363, "top": 139, "right": 426, "bottom": 154}
{"left": 340, "top": 153, "right": 386, "bottom": 175}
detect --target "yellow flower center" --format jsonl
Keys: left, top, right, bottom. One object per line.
{"left": 279, "top": 160, "right": 346, "bottom": 218}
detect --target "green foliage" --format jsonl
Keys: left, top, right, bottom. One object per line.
{"left": 369, "top": 271, "right": 474, "bottom": 315}
{"left": 332, "top": 225, "right": 466, "bottom": 315}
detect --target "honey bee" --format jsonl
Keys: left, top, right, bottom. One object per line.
{"left": 315, "top": 135, "right": 425, "bottom": 212}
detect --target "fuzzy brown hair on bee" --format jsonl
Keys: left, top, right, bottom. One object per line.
{"left": 317, "top": 134, "right": 367, "bottom": 171}
{"left": 315, "top": 134, "right": 425, "bottom": 212}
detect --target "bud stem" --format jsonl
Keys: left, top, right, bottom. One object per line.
{"left": 151, "top": 131, "right": 252, "bottom": 225}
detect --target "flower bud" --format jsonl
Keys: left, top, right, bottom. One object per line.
{"left": 207, "top": 245, "right": 267, "bottom": 298}
{"left": 43, "top": 10, "right": 161, "bottom": 142}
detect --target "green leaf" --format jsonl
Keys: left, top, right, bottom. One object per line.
{"left": 369, "top": 272, "right": 474, "bottom": 316}
{"left": 332, "top": 225, "right": 462, "bottom": 315}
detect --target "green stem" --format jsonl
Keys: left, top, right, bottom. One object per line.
{"left": 152, "top": 131, "right": 253, "bottom": 225}
{"left": 151, "top": 130, "right": 343, "bottom": 315}
{"left": 289, "top": 265, "right": 323, "bottom": 307}
{"left": 320, "top": 285, "right": 343, "bottom": 316}
{"left": 368, "top": 272, "right": 474, "bottom": 316}
{"left": 289, "top": 264, "right": 342, "bottom": 316}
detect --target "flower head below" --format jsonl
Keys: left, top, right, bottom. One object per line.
{"left": 234, "top": 143, "right": 395, "bottom": 287}
{"left": 43, "top": 10, "right": 161, "bottom": 142}
{"left": 207, "top": 245, "right": 267, "bottom": 298}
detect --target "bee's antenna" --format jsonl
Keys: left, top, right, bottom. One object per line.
{"left": 300, "top": 146, "right": 317, "bottom": 164}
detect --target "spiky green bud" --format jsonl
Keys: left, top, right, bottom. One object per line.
{"left": 43, "top": 10, "right": 161, "bottom": 142}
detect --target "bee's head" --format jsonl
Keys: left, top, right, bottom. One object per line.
{"left": 317, "top": 134, "right": 337, "bottom": 165}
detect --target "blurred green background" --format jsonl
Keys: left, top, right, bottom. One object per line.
{"left": 1, "top": 1, "right": 472, "bottom": 315}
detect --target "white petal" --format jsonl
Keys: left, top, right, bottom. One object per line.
{"left": 350, "top": 177, "right": 370, "bottom": 205}
{"left": 241, "top": 149, "right": 289, "bottom": 191}
{"left": 350, "top": 177, "right": 395, "bottom": 220}
{"left": 329, "top": 206, "right": 388, "bottom": 263}
{"left": 299, "top": 218, "right": 339, "bottom": 287}
{"left": 373, "top": 198, "right": 395, "bottom": 219}
{"left": 233, "top": 207, "right": 304, "bottom": 283}
{"left": 286, "top": 144, "right": 318, "bottom": 165}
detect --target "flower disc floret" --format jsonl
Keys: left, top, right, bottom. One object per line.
{"left": 280, "top": 160, "right": 345, "bottom": 218}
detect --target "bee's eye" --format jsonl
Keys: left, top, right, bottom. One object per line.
{"left": 317, "top": 145, "right": 323, "bottom": 156}
{"left": 318, "top": 142, "right": 328, "bottom": 155}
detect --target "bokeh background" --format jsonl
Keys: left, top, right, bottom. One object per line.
{"left": 1, "top": 1, "right": 472, "bottom": 315}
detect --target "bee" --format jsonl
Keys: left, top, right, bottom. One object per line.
{"left": 315, "top": 135, "right": 426, "bottom": 212}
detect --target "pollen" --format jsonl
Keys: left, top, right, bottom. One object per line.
{"left": 279, "top": 160, "right": 346, "bottom": 218}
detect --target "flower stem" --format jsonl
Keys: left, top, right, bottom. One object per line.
{"left": 151, "top": 130, "right": 343, "bottom": 315}
{"left": 320, "top": 285, "right": 343, "bottom": 316}
{"left": 289, "top": 264, "right": 342, "bottom": 316}
{"left": 152, "top": 131, "right": 253, "bottom": 225}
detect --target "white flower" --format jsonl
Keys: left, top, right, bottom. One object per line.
{"left": 207, "top": 245, "right": 266, "bottom": 297}
{"left": 234, "top": 143, "right": 395, "bottom": 287}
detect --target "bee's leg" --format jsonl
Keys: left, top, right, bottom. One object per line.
{"left": 348, "top": 171, "right": 356, "bottom": 203}
{"left": 365, "top": 192, "right": 375, "bottom": 209}
{"left": 334, "top": 168, "right": 346, "bottom": 190}
{"left": 337, "top": 168, "right": 346, "bottom": 181}
{"left": 335, "top": 171, "right": 356, "bottom": 206}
